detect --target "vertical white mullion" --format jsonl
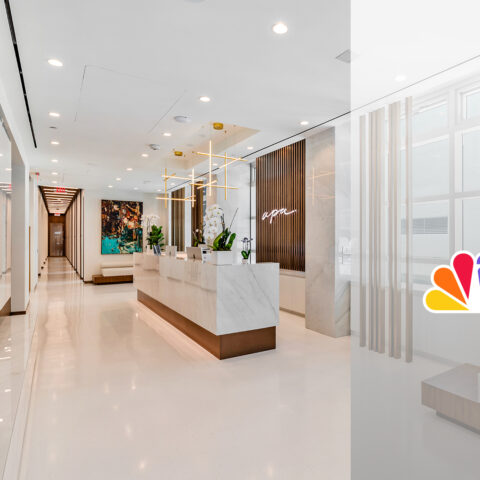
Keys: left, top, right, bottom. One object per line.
{"left": 359, "top": 115, "right": 366, "bottom": 347}
{"left": 368, "top": 111, "right": 375, "bottom": 351}
{"left": 388, "top": 104, "right": 396, "bottom": 356}
{"left": 405, "top": 97, "right": 413, "bottom": 363}
{"left": 377, "top": 108, "right": 385, "bottom": 353}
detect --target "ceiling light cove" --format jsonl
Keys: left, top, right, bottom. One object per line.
{"left": 49, "top": 112, "right": 60, "bottom": 118}
{"left": 272, "top": 22, "right": 288, "bottom": 34}
{"left": 300, "top": 120, "right": 309, "bottom": 126}
{"left": 48, "top": 59, "right": 63, "bottom": 67}
{"left": 199, "top": 96, "right": 211, "bottom": 103}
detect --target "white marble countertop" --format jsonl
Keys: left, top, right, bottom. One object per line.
{"left": 134, "top": 253, "right": 279, "bottom": 336}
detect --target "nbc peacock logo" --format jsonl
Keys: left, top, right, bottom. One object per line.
{"left": 424, "top": 251, "right": 480, "bottom": 313}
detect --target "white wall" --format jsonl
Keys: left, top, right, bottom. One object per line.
{"left": 29, "top": 174, "right": 38, "bottom": 291}
{"left": 215, "top": 163, "right": 251, "bottom": 263}
{"left": 83, "top": 188, "right": 167, "bottom": 281}
{"left": 11, "top": 142, "right": 29, "bottom": 312}
{"left": 37, "top": 191, "right": 48, "bottom": 274}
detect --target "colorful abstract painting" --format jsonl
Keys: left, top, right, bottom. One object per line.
{"left": 101, "top": 200, "right": 143, "bottom": 254}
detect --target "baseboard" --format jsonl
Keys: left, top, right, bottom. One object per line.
{"left": 280, "top": 307, "right": 305, "bottom": 317}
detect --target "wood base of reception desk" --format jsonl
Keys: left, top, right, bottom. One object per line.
{"left": 137, "top": 290, "right": 276, "bottom": 359}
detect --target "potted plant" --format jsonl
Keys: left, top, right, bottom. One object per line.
{"left": 192, "top": 228, "right": 205, "bottom": 247}
{"left": 241, "top": 237, "right": 252, "bottom": 264}
{"left": 205, "top": 206, "right": 237, "bottom": 265}
{"left": 147, "top": 225, "right": 165, "bottom": 255}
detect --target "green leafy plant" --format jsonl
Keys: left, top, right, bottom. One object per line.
{"left": 192, "top": 229, "right": 205, "bottom": 247}
{"left": 147, "top": 225, "right": 165, "bottom": 249}
{"left": 212, "top": 229, "right": 236, "bottom": 251}
{"left": 241, "top": 249, "right": 251, "bottom": 259}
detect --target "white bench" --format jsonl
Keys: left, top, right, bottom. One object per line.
{"left": 92, "top": 261, "right": 134, "bottom": 284}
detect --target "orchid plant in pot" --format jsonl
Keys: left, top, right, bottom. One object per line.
{"left": 204, "top": 205, "right": 237, "bottom": 265}
{"left": 241, "top": 237, "right": 252, "bottom": 264}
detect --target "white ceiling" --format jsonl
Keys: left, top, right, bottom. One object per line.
{"left": 6, "top": 0, "right": 350, "bottom": 192}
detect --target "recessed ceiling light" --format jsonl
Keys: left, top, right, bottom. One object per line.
{"left": 300, "top": 120, "right": 309, "bottom": 126}
{"left": 213, "top": 163, "right": 218, "bottom": 166}
{"left": 52, "top": 180, "right": 57, "bottom": 184}
{"left": 134, "top": 187, "right": 138, "bottom": 190}
{"left": 126, "top": 167, "right": 133, "bottom": 171}
{"left": 49, "top": 112, "right": 60, "bottom": 117}
{"left": 163, "top": 132, "right": 172, "bottom": 137}
{"left": 272, "top": 22, "right": 288, "bottom": 34}
{"left": 52, "top": 172, "right": 58, "bottom": 175}
{"left": 5, "top": 168, "right": 11, "bottom": 172}
{"left": 48, "top": 59, "right": 63, "bottom": 67}
{"left": 0, "top": 154, "right": 3, "bottom": 157}
{"left": 51, "top": 140, "right": 59, "bottom": 145}
{"left": 108, "top": 185, "right": 113, "bottom": 188}
{"left": 116, "top": 177, "right": 121, "bottom": 181}
{"left": 247, "top": 146, "right": 253, "bottom": 150}
{"left": 4, "top": 389, "right": 11, "bottom": 393}
{"left": 199, "top": 96, "right": 211, "bottom": 103}
{"left": 157, "top": 189, "right": 162, "bottom": 192}
{"left": 51, "top": 159, "right": 58, "bottom": 163}
{"left": 141, "top": 153, "right": 148, "bottom": 158}
{"left": 395, "top": 74, "right": 407, "bottom": 82}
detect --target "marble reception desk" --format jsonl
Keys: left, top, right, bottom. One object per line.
{"left": 133, "top": 253, "right": 279, "bottom": 359}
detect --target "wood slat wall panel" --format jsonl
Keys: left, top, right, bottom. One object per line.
{"left": 171, "top": 188, "right": 185, "bottom": 250}
{"left": 191, "top": 183, "right": 204, "bottom": 244}
{"left": 256, "top": 140, "right": 305, "bottom": 271}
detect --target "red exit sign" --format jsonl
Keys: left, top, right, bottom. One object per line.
{"left": 55, "top": 187, "right": 66, "bottom": 193}
{"left": 54, "top": 213, "right": 61, "bottom": 216}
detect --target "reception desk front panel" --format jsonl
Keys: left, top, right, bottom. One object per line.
{"left": 134, "top": 254, "right": 279, "bottom": 358}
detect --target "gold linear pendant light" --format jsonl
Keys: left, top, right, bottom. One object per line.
{"left": 159, "top": 124, "right": 244, "bottom": 205}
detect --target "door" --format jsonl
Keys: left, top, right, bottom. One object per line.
{"left": 49, "top": 223, "right": 64, "bottom": 257}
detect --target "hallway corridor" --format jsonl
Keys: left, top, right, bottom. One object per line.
{"left": 6, "top": 258, "right": 349, "bottom": 480}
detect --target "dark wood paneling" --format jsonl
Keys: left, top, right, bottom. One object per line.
{"left": 171, "top": 188, "right": 185, "bottom": 250}
{"left": 137, "top": 290, "right": 276, "bottom": 359}
{"left": 92, "top": 274, "right": 133, "bottom": 285}
{"left": 48, "top": 214, "right": 65, "bottom": 257}
{"left": 191, "top": 183, "right": 204, "bottom": 244}
{"left": 256, "top": 140, "right": 305, "bottom": 271}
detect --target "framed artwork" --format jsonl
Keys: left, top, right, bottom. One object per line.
{"left": 101, "top": 200, "right": 143, "bottom": 254}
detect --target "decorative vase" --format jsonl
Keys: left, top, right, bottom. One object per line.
{"left": 153, "top": 245, "right": 162, "bottom": 256}
{"left": 208, "top": 251, "right": 233, "bottom": 265}
{"left": 241, "top": 258, "right": 248, "bottom": 265}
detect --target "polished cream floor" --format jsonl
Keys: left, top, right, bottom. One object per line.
{"left": 15, "top": 258, "right": 350, "bottom": 480}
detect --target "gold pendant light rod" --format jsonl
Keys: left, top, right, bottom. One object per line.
{"left": 193, "top": 151, "right": 247, "bottom": 163}
{"left": 208, "top": 140, "right": 212, "bottom": 197}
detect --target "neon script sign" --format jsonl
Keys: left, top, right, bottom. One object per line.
{"left": 261, "top": 208, "right": 297, "bottom": 224}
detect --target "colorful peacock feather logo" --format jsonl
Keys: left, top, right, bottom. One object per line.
{"left": 424, "top": 251, "right": 480, "bottom": 313}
